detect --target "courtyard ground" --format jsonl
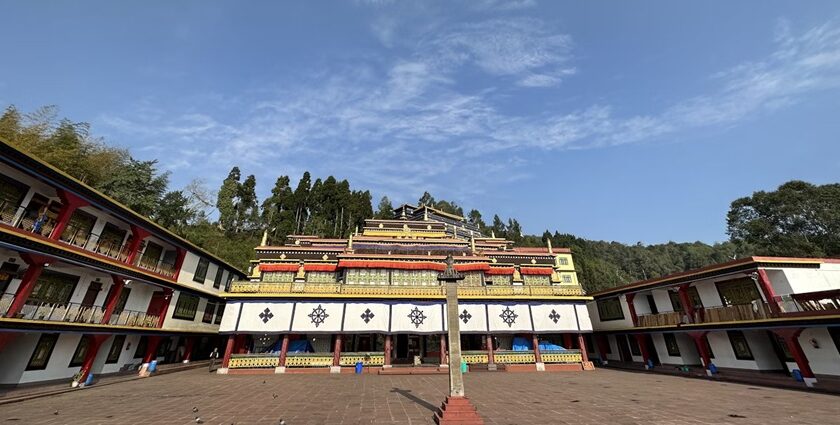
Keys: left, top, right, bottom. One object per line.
{"left": 0, "top": 368, "right": 836, "bottom": 425}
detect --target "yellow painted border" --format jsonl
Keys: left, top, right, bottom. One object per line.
{"left": 220, "top": 292, "right": 593, "bottom": 301}
{"left": 621, "top": 313, "right": 840, "bottom": 332}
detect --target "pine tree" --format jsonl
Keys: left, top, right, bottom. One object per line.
{"left": 375, "top": 196, "right": 394, "bottom": 219}
{"left": 217, "top": 167, "right": 241, "bottom": 231}
{"left": 237, "top": 175, "right": 259, "bottom": 231}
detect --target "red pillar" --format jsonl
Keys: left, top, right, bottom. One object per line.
{"left": 278, "top": 334, "right": 290, "bottom": 367}
{"left": 182, "top": 337, "right": 195, "bottom": 362}
{"left": 172, "top": 248, "right": 187, "bottom": 280}
{"left": 143, "top": 336, "right": 163, "bottom": 363}
{"left": 625, "top": 293, "right": 639, "bottom": 326}
{"left": 5, "top": 254, "right": 49, "bottom": 318}
{"left": 125, "top": 225, "right": 150, "bottom": 265}
{"left": 563, "top": 333, "right": 574, "bottom": 349}
{"left": 49, "top": 190, "right": 88, "bottom": 240}
{"left": 221, "top": 335, "right": 235, "bottom": 368}
{"left": 77, "top": 335, "right": 109, "bottom": 383}
{"left": 577, "top": 334, "right": 590, "bottom": 363}
{"left": 0, "top": 332, "right": 19, "bottom": 352}
{"left": 332, "top": 334, "right": 342, "bottom": 368}
{"left": 756, "top": 269, "right": 781, "bottom": 314}
{"left": 156, "top": 289, "right": 173, "bottom": 328}
{"left": 384, "top": 334, "right": 392, "bottom": 367}
{"left": 634, "top": 334, "right": 651, "bottom": 369}
{"left": 677, "top": 284, "right": 695, "bottom": 323}
{"left": 773, "top": 328, "right": 816, "bottom": 387}
{"left": 596, "top": 334, "right": 610, "bottom": 363}
{"left": 439, "top": 333, "right": 447, "bottom": 365}
{"left": 532, "top": 334, "right": 543, "bottom": 364}
{"left": 100, "top": 275, "right": 125, "bottom": 324}
{"left": 688, "top": 331, "right": 712, "bottom": 375}
{"left": 486, "top": 334, "right": 496, "bottom": 366}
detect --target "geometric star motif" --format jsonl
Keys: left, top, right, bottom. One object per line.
{"left": 360, "top": 308, "right": 375, "bottom": 324}
{"left": 459, "top": 309, "right": 472, "bottom": 324}
{"left": 308, "top": 304, "right": 329, "bottom": 327}
{"left": 548, "top": 309, "right": 561, "bottom": 324}
{"left": 407, "top": 307, "right": 427, "bottom": 328}
{"left": 259, "top": 308, "right": 274, "bottom": 324}
{"left": 499, "top": 307, "right": 518, "bottom": 327}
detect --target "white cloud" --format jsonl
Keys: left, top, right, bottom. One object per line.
{"left": 100, "top": 18, "right": 840, "bottom": 200}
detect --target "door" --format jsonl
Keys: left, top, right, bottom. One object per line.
{"left": 146, "top": 291, "right": 167, "bottom": 318}
{"left": 644, "top": 334, "right": 661, "bottom": 366}
{"left": 81, "top": 281, "right": 102, "bottom": 307}
{"left": 767, "top": 331, "right": 792, "bottom": 374}
{"left": 357, "top": 335, "right": 372, "bottom": 352}
{"left": 407, "top": 335, "right": 422, "bottom": 360}
{"left": 616, "top": 335, "right": 633, "bottom": 362}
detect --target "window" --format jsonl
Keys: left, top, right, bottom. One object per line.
{"left": 214, "top": 303, "right": 225, "bottom": 325}
{"left": 202, "top": 301, "right": 217, "bottom": 324}
{"left": 27, "top": 333, "right": 59, "bottom": 370}
{"left": 559, "top": 257, "right": 569, "bottom": 266}
{"left": 225, "top": 274, "right": 234, "bottom": 291}
{"left": 603, "top": 337, "right": 612, "bottom": 354}
{"left": 830, "top": 328, "right": 840, "bottom": 355}
{"left": 69, "top": 335, "right": 93, "bottom": 367}
{"left": 29, "top": 270, "right": 79, "bottom": 304}
{"left": 134, "top": 336, "right": 148, "bottom": 358}
{"left": 488, "top": 274, "right": 512, "bottom": 286}
{"left": 562, "top": 274, "right": 573, "bottom": 284}
{"left": 663, "top": 333, "right": 681, "bottom": 357}
{"left": 106, "top": 335, "right": 126, "bottom": 364}
{"left": 193, "top": 258, "right": 209, "bottom": 283}
{"left": 263, "top": 271, "right": 295, "bottom": 283}
{"left": 0, "top": 261, "right": 20, "bottom": 294}
{"left": 628, "top": 335, "right": 641, "bottom": 356}
{"left": 704, "top": 335, "right": 715, "bottom": 359}
{"left": 114, "top": 287, "right": 131, "bottom": 315}
{"left": 771, "top": 332, "right": 794, "bottom": 362}
{"left": 646, "top": 295, "right": 659, "bottom": 315}
{"left": 213, "top": 267, "right": 224, "bottom": 289}
{"left": 727, "top": 330, "right": 754, "bottom": 360}
{"left": 669, "top": 286, "right": 704, "bottom": 312}
{"left": 305, "top": 271, "right": 338, "bottom": 283}
{"left": 460, "top": 272, "right": 483, "bottom": 287}
{"left": 717, "top": 278, "right": 762, "bottom": 306}
{"left": 172, "top": 293, "right": 200, "bottom": 320}
{"left": 523, "top": 274, "right": 550, "bottom": 286}
{"left": 390, "top": 269, "right": 437, "bottom": 286}
{"left": 596, "top": 297, "right": 625, "bottom": 321}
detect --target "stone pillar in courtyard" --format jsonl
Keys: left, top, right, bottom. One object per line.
{"left": 434, "top": 255, "right": 484, "bottom": 425}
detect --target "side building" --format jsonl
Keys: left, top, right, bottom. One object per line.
{"left": 586, "top": 257, "right": 840, "bottom": 388}
{"left": 0, "top": 139, "right": 246, "bottom": 386}
{"left": 217, "top": 207, "right": 595, "bottom": 374}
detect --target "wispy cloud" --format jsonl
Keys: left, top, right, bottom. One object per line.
{"left": 100, "top": 17, "right": 840, "bottom": 202}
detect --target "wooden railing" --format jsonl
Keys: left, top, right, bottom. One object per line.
{"left": 1, "top": 293, "right": 159, "bottom": 328}
{"left": 637, "top": 311, "right": 684, "bottom": 327}
{"left": 227, "top": 352, "right": 387, "bottom": 368}
{"left": 228, "top": 282, "right": 586, "bottom": 297}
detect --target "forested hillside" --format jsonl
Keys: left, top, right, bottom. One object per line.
{"left": 2, "top": 105, "right": 838, "bottom": 292}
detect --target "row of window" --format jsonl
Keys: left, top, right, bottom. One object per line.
{"left": 192, "top": 257, "right": 233, "bottom": 289}
{"left": 171, "top": 292, "right": 224, "bottom": 324}
{"left": 260, "top": 270, "right": 574, "bottom": 286}
{"left": 25, "top": 333, "right": 182, "bottom": 371}
{"left": 597, "top": 278, "right": 769, "bottom": 322}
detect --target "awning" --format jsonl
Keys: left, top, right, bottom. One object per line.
{"left": 485, "top": 267, "right": 515, "bottom": 275}
{"left": 520, "top": 267, "right": 554, "bottom": 276}
{"left": 303, "top": 263, "right": 338, "bottom": 272}
{"left": 259, "top": 263, "right": 300, "bottom": 272}
{"left": 338, "top": 260, "right": 446, "bottom": 271}
{"left": 454, "top": 263, "right": 491, "bottom": 272}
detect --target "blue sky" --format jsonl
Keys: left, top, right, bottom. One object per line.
{"left": 2, "top": 1, "right": 840, "bottom": 244}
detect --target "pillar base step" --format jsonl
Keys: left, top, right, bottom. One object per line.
{"left": 434, "top": 396, "right": 484, "bottom": 425}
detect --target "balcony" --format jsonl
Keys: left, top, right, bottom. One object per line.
{"left": 634, "top": 302, "right": 774, "bottom": 328}
{"left": 135, "top": 255, "right": 176, "bottom": 278}
{"left": 228, "top": 352, "right": 386, "bottom": 369}
{"left": 227, "top": 282, "right": 587, "bottom": 298}
{"left": 0, "top": 293, "right": 159, "bottom": 328}
{"left": 782, "top": 289, "right": 840, "bottom": 315}
{"left": 637, "top": 311, "right": 684, "bottom": 327}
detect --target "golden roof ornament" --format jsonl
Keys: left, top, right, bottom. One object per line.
{"left": 260, "top": 229, "right": 268, "bottom": 246}
{"left": 547, "top": 239, "right": 553, "bottom": 254}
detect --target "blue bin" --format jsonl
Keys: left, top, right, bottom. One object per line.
{"left": 708, "top": 363, "right": 718, "bottom": 375}
{"left": 148, "top": 360, "right": 158, "bottom": 373}
{"left": 792, "top": 369, "right": 804, "bottom": 382}
{"left": 85, "top": 373, "right": 94, "bottom": 386}
{"left": 355, "top": 362, "right": 364, "bottom": 374}
{"left": 461, "top": 360, "right": 468, "bottom": 373}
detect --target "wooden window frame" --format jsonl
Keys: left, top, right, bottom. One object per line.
{"left": 663, "top": 333, "right": 681, "bottom": 357}
{"left": 727, "top": 330, "right": 754, "bottom": 360}
{"left": 172, "top": 293, "right": 200, "bottom": 321}
{"left": 26, "top": 333, "right": 59, "bottom": 371}
{"left": 214, "top": 303, "right": 225, "bottom": 325}
{"left": 596, "top": 297, "right": 625, "bottom": 322}
{"left": 193, "top": 258, "right": 209, "bottom": 283}
{"left": 106, "top": 335, "right": 126, "bottom": 364}
{"left": 212, "top": 267, "right": 224, "bottom": 289}
{"left": 202, "top": 301, "right": 216, "bottom": 324}
{"left": 69, "top": 335, "right": 92, "bottom": 367}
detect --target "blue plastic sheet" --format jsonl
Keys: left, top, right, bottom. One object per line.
{"left": 288, "top": 339, "right": 313, "bottom": 353}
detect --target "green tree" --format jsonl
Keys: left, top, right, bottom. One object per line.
{"left": 727, "top": 180, "right": 840, "bottom": 257}
{"left": 98, "top": 159, "right": 169, "bottom": 216}
{"left": 216, "top": 167, "right": 241, "bottom": 231}
{"left": 237, "top": 174, "right": 260, "bottom": 231}
{"left": 375, "top": 196, "right": 394, "bottom": 219}
{"left": 154, "top": 191, "right": 195, "bottom": 233}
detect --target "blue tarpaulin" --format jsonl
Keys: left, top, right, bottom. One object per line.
{"left": 288, "top": 340, "right": 313, "bottom": 353}
{"left": 511, "top": 336, "right": 566, "bottom": 351}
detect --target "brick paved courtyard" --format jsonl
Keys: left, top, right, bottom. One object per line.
{"left": 1, "top": 368, "right": 837, "bottom": 425}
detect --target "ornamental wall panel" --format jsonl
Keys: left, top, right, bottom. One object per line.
{"left": 443, "top": 303, "right": 488, "bottom": 333}
{"left": 342, "top": 302, "right": 390, "bottom": 333}
{"left": 291, "top": 302, "right": 344, "bottom": 333}
{"left": 218, "top": 302, "right": 242, "bottom": 332}
{"left": 486, "top": 303, "right": 533, "bottom": 333}
{"left": 575, "top": 304, "right": 594, "bottom": 332}
{"left": 237, "top": 302, "right": 294, "bottom": 333}
{"left": 530, "top": 304, "right": 578, "bottom": 332}
{"left": 390, "top": 302, "right": 444, "bottom": 334}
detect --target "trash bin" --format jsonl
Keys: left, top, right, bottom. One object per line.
{"left": 85, "top": 373, "right": 94, "bottom": 386}
{"left": 708, "top": 363, "right": 718, "bottom": 375}
{"left": 792, "top": 369, "right": 804, "bottom": 382}
{"left": 355, "top": 362, "right": 364, "bottom": 374}
{"left": 149, "top": 360, "right": 158, "bottom": 373}
{"left": 461, "top": 360, "right": 468, "bottom": 373}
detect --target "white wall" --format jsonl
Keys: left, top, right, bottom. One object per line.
{"left": 773, "top": 266, "right": 840, "bottom": 295}
{"left": 650, "top": 333, "right": 699, "bottom": 366}
{"left": 793, "top": 327, "right": 840, "bottom": 376}
{"left": 160, "top": 290, "right": 221, "bottom": 333}
{"left": 586, "top": 295, "right": 635, "bottom": 331}
{"left": 650, "top": 289, "right": 674, "bottom": 313}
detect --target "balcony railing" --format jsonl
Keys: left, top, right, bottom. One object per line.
{"left": 783, "top": 289, "right": 840, "bottom": 314}
{"left": 135, "top": 257, "right": 177, "bottom": 278}
{"left": 228, "top": 282, "right": 586, "bottom": 297}
{"left": 1, "top": 292, "right": 160, "bottom": 328}
{"left": 462, "top": 349, "right": 582, "bottom": 364}
{"left": 107, "top": 309, "right": 160, "bottom": 328}
{"left": 637, "top": 311, "right": 684, "bottom": 327}
{"left": 635, "top": 302, "right": 773, "bottom": 327}
{"left": 228, "top": 352, "right": 387, "bottom": 369}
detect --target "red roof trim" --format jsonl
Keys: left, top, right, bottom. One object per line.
{"left": 259, "top": 263, "right": 300, "bottom": 272}
{"left": 303, "top": 263, "right": 338, "bottom": 272}
{"left": 454, "top": 263, "right": 491, "bottom": 272}
{"left": 520, "top": 267, "right": 554, "bottom": 276}
{"left": 338, "top": 260, "right": 446, "bottom": 271}
{"left": 485, "top": 267, "right": 515, "bottom": 275}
